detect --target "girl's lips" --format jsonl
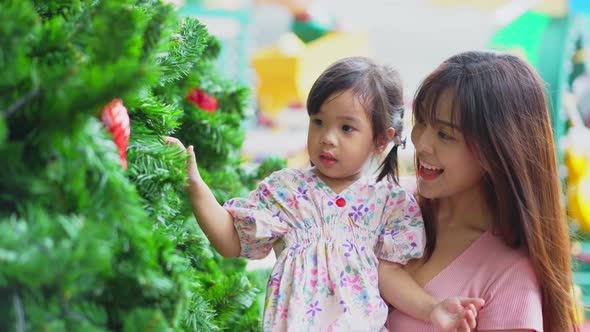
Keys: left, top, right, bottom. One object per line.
{"left": 319, "top": 157, "right": 337, "bottom": 167}
{"left": 319, "top": 152, "right": 337, "bottom": 167}
{"left": 320, "top": 151, "right": 336, "bottom": 160}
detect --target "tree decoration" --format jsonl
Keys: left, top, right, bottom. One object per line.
{"left": 101, "top": 98, "right": 130, "bottom": 169}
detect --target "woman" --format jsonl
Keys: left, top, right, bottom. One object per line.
{"left": 381, "top": 51, "right": 578, "bottom": 331}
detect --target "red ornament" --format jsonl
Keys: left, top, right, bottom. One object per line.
{"left": 187, "top": 87, "right": 218, "bottom": 112}
{"left": 101, "top": 98, "right": 130, "bottom": 169}
{"left": 294, "top": 11, "right": 312, "bottom": 22}
{"left": 335, "top": 197, "right": 346, "bottom": 207}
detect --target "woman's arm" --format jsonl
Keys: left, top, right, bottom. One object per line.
{"left": 378, "top": 259, "right": 484, "bottom": 330}
{"left": 166, "top": 137, "right": 241, "bottom": 257}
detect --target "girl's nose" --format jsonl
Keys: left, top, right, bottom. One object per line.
{"left": 320, "top": 129, "right": 336, "bottom": 146}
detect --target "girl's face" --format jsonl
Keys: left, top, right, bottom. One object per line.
{"left": 411, "top": 91, "right": 485, "bottom": 201}
{"left": 307, "top": 89, "right": 380, "bottom": 184}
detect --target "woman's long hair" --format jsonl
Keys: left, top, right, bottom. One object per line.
{"left": 414, "top": 51, "right": 577, "bottom": 331}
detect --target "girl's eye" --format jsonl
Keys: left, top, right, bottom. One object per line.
{"left": 312, "top": 119, "right": 322, "bottom": 126}
{"left": 342, "top": 125, "right": 354, "bottom": 132}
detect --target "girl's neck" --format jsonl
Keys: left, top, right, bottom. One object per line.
{"left": 312, "top": 168, "right": 362, "bottom": 195}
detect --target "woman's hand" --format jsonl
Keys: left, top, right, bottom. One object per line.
{"left": 431, "top": 297, "right": 485, "bottom": 332}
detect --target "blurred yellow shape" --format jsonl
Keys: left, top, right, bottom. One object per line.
{"left": 563, "top": 93, "right": 590, "bottom": 234}
{"left": 252, "top": 31, "right": 371, "bottom": 115}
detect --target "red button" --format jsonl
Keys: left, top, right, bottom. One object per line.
{"left": 335, "top": 197, "right": 346, "bottom": 207}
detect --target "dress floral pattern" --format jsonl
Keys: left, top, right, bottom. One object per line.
{"left": 223, "top": 168, "right": 425, "bottom": 331}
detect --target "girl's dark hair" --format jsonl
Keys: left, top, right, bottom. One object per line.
{"left": 413, "top": 50, "right": 577, "bottom": 331}
{"left": 306, "top": 56, "right": 405, "bottom": 183}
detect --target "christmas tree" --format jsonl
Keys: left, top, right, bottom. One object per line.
{"left": 0, "top": 0, "right": 282, "bottom": 331}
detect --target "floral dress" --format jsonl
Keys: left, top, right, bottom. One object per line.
{"left": 223, "top": 168, "right": 425, "bottom": 331}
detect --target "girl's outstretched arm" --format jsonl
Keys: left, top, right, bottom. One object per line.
{"left": 378, "top": 259, "right": 484, "bottom": 331}
{"left": 165, "top": 136, "right": 241, "bottom": 258}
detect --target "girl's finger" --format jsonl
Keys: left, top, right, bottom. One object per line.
{"left": 465, "top": 308, "right": 476, "bottom": 328}
{"left": 469, "top": 303, "right": 477, "bottom": 317}
{"left": 188, "top": 145, "right": 197, "bottom": 161}
{"left": 163, "top": 136, "right": 185, "bottom": 149}
{"left": 460, "top": 319, "right": 470, "bottom": 332}
{"left": 457, "top": 297, "right": 485, "bottom": 310}
{"left": 452, "top": 301, "right": 463, "bottom": 313}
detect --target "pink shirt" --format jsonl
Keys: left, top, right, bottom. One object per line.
{"left": 386, "top": 230, "right": 543, "bottom": 331}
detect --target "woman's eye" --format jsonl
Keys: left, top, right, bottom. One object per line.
{"left": 438, "top": 131, "right": 454, "bottom": 140}
{"left": 312, "top": 119, "right": 322, "bottom": 126}
{"left": 342, "top": 125, "right": 354, "bottom": 132}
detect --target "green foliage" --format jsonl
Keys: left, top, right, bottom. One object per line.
{"left": 0, "top": 0, "right": 283, "bottom": 331}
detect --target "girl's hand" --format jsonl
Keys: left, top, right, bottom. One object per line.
{"left": 164, "top": 136, "right": 203, "bottom": 187}
{"left": 430, "top": 297, "right": 484, "bottom": 332}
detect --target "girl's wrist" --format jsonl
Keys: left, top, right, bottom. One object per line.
{"left": 187, "top": 178, "right": 206, "bottom": 194}
{"left": 427, "top": 301, "right": 439, "bottom": 323}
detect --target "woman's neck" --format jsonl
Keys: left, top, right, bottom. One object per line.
{"left": 435, "top": 189, "right": 492, "bottom": 232}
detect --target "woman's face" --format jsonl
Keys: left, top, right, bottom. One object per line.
{"left": 410, "top": 92, "right": 485, "bottom": 201}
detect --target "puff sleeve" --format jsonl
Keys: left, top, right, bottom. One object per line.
{"left": 375, "top": 188, "right": 425, "bottom": 264}
{"left": 223, "top": 172, "right": 289, "bottom": 259}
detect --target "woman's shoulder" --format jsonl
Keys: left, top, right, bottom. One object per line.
{"left": 468, "top": 232, "right": 539, "bottom": 293}
{"left": 471, "top": 233, "right": 543, "bottom": 330}
{"left": 484, "top": 231, "right": 530, "bottom": 258}
{"left": 471, "top": 231, "right": 533, "bottom": 270}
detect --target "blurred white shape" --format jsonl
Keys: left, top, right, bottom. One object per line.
{"left": 494, "top": 0, "right": 542, "bottom": 26}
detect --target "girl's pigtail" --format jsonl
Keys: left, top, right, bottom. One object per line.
{"left": 377, "top": 144, "right": 400, "bottom": 184}
{"left": 376, "top": 103, "right": 404, "bottom": 184}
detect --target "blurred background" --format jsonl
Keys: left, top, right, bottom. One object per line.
{"left": 175, "top": 0, "right": 590, "bottom": 325}
{"left": 4, "top": 0, "right": 590, "bottom": 330}
{"left": 175, "top": 0, "right": 589, "bottom": 172}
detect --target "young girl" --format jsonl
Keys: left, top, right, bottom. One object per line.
{"left": 385, "top": 51, "right": 579, "bottom": 331}
{"left": 166, "top": 57, "right": 483, "bottom": 331}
